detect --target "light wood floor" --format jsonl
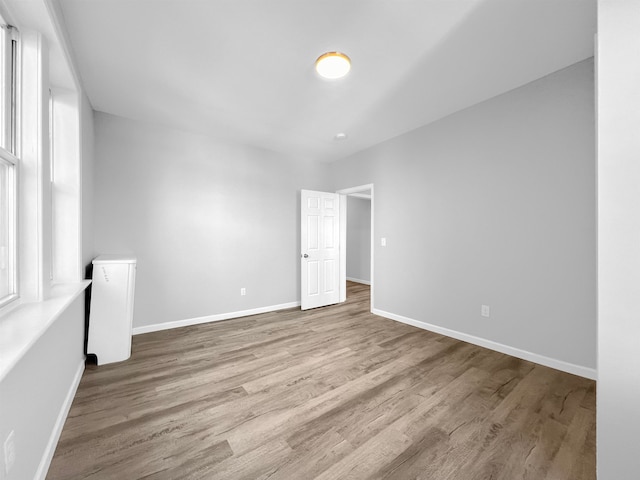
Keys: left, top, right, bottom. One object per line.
{"left": 48, "top": 282, "right": 595, "bottom": 479}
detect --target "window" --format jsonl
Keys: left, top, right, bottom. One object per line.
{"left": 0, "top": 18, "right": 17, "bottom": 306}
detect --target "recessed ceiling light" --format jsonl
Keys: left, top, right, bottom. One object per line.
{"left": 334, "top": 132, "right": 348, "bottom": 141}
{"left": 315, "top": 52, "right": 351, "bottom": 79}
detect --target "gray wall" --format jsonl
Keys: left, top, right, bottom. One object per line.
{"left": 93, "top": 112, "right": 330, "bottom": 329}
{"left": 330, "top": 59, "right": 596, "bottom": 372}
{"left": 346, "top": 197, "right": 371, "bottom": 283}
{"left": 597, "top": 0, "right": 640, "bottom": 477}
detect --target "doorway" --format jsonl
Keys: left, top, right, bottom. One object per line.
{"left": 337, "top": 184, "right": 374, "bottom": 311}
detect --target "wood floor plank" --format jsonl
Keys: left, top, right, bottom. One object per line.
{"left": 266, "top": 428, "right": 354, "bottom": 480}
{"left": 545, "top": 407, "right": 597, "bottom": 480}
{"left": 47, "top": 282, "right": 595, "bottom": 479}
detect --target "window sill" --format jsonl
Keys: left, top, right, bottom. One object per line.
{"left": 0, "top": 280, "right": 91, "bottom": 382}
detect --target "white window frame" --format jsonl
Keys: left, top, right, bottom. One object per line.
{"left": 0, "top": 148, "right": 17, "bottom": 307}
{"left": 0, "top": 19, "right": 18, "bottom": 308}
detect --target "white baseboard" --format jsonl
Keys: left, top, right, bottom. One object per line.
{"left": 35, "top": 359, "right": 85, "bottom": 480}
{"left": 372, "top": 308, "right": 597, "bottom": 380}
{"left": 346, "top": 277, "right": 371, "bottom": 285}
{"left": 133, "top": 301, "right": 301, "bottom": 335}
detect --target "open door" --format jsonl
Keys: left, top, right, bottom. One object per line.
{"left": 301, "top": 190, "right": 340, "bottom": 310}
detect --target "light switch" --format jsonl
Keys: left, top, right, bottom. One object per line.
{"left": 381, "top": 237, "right": 387, "bottom": 247}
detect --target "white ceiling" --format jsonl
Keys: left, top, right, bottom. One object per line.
{"left": 57, "top": 0, "right": 596, "bottom": 162}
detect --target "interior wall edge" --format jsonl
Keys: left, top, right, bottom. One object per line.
{"left": 132, "top": 301, "right": 301, "bottom": 336}
{"left": 373, "top": 308, "right": 596, "bottom": 380}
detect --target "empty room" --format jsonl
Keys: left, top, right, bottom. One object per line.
{"left": 0, "top": 0, "right": 638, "bottom": 479}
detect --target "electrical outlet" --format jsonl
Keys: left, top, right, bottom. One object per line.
{"left": 4, "top": 430, "right": 15, "bottom": 476}
{"left": 240, "top": 288, "right": 246, "bottom": 296}
{"left": 481, "top": 305, "right": 490, "bottom": 318}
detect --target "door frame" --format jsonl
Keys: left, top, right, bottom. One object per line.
{"left": 337, "top": 184, "right": 374, "bottom": 311}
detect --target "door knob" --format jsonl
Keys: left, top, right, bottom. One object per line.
{"left": 303, "top": 254, "right": 309, "bottom": 258}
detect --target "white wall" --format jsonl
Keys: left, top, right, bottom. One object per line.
{"left": 597, "top": 1, "right": 640, "bottom": 477}
{"left": 81, "top": 92, "right": 95, "bottom": 271}
{"left": 0, "top": 14, "right": 94, "bottom": 477}
{"left": 93, "top": 112, "right": 331, "bottom": 330}
{"left": 331, "top": 59, "right": 596, "bottom": 375}
{"left": 346, "top": 197, "right": 371, "bottom": 283}
{"left": 51, "top": 89, "right": 82, "bottom": 283}
{"left": 0, "top": 88, "right": 92, "bottom": 480}
{"left": 0, "top": 295, "right": 85, "bottom": 480}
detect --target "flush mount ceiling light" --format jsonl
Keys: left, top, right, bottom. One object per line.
{"left": 315, "top": 52, "right": 351, "bottom": 79}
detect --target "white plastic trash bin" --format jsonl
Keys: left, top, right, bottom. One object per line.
{"left": 87, "top": 255, "right": 137, "bottom": 365}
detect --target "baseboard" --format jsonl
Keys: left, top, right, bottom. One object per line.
{"left": 346, "top": 277, "right": 371, "bottom": 285}
{"left": 35, "top": 359, "right": 85, "bottom": 480}
{"left": 133, "top": 301, "right": 301, "bottom": 335}
{"left": 372, "top": 308, "right": 597, "bottom": 380}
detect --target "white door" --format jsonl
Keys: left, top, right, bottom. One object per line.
{"left": 301, "top": 190, "right": 340, "bottom": 310}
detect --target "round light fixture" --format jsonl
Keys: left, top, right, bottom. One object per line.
{"left": 315, "top": 52, "right": 351, "bottom": 79}
{"left": 334, "top": 132, "right": 348, "bottom": 141}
